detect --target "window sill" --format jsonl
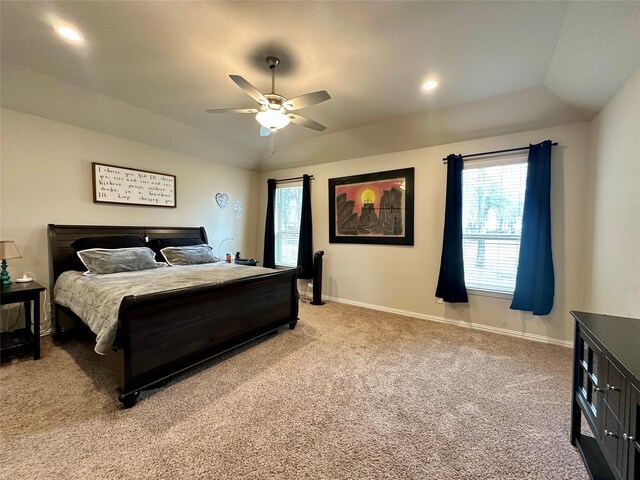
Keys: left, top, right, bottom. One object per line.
{"left": 466, "top": 288, "right": 513, "bottom": 300}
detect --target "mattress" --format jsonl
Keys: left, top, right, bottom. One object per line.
{"left": 53, "top": 262, "right": 279, "bottom": 354}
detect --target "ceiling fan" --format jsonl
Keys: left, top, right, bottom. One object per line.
{"left": 206, "top": 56, "right": 330, "bottom": 137}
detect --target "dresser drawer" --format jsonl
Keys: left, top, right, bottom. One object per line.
{"left": 628, "top": 385, "right": 639, "bottom": 480}
{"left": 603, "top": 404, "right": 625, "bottom": 478}
{"left": 604, "top": 356, "right": 627, "bottom": 421}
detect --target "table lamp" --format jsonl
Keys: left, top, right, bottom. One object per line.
{"left": 217, "top": 237, "right": 234, "bottom": 261}
{"left": 0, "top": 240, "right": 22, "bottom": 286}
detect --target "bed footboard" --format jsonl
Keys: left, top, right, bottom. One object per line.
{"left": 115, "top": 268, "right": 299, "bottom": 406}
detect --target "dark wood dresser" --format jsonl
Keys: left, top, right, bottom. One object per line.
{"left": 571, "top": 311, "right": 640, "bottom": 480}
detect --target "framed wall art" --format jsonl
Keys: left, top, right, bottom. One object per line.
{"left": 329, "top": 167, "right": 414, "bottom": 245}
{"left": 92, "top": 162, "right": 176, "bottom": 208}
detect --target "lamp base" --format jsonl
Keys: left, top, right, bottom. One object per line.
{"left": 1, "top": 259, "right": 11, "bottom": 285}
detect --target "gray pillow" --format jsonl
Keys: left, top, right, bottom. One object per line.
{"left": 77, "top": 247, "right": 162, "bottom": 275}
{"left": 160, "top": 244, "right": 219, "bottom": 266}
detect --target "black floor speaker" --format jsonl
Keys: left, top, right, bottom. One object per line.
{"left": 311, "top": 250, "right": 325, "bottom": 306}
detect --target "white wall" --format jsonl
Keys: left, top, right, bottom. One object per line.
{"left": 583, "top": 68, "right": 640, "bottom": 317}
{"left": 258, "top": 122, "right": 593, "bottom": 343}
{"left": 0, "top": 108, "right": 259, "bottom": 295}
{"left": 2, "top": 64, "right": 261, "bottom": 170}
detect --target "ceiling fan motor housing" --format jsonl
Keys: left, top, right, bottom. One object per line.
{"left": 264, "top": 94, "right": 287, "bottom": 108}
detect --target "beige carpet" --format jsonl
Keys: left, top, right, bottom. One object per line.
{"left": 0, "top": 301, "right": 587, "bottom": 479}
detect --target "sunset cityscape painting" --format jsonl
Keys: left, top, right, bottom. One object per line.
{"left": 329, "top": 168, "right": 414, "bottom": 245}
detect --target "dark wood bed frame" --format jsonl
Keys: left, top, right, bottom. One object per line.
{"left": 48, "top": 224, "right": 299, "bottom": 408}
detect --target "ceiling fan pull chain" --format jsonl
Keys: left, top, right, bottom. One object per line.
{"left": 270, "top": 130, "right": 275, "bottom": 158}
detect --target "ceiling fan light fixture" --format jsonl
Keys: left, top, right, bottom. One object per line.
{"left": 422, "top": 80, "right": 439, "bottom": 91}
{"left": 54, "top": 25, "right": 84, "bottom": 44}
{"left": 256, "top": 109, "right": 290, "bottom": 130}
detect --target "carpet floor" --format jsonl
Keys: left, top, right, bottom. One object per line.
{"left": 0, "top": 301, "right": 587, "bottom": 479}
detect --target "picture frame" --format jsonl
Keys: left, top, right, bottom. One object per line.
{"left": 329, "top": 167, "right": 414, "bottom": 245}
{"left": 92, "top": 162, "right": 176, "bottom": 208}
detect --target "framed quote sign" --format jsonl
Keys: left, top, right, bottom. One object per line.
{"left": 92, "top": 163, "right": 176, "bottom": 208}
{"left": 329, "top": 167, "right": 414, "bottom": 245}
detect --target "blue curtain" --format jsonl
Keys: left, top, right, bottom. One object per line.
{"left": 511, "top": 140, "right": 554, "bottom": 315}
{"left": 263, "top": 179, "right": 276, "bottom": 269}
{"left": 297, "top": 174, "right": 313, "bottom": 279}
{"left": 436, "top": 155, "right": 468, "bottom": 303}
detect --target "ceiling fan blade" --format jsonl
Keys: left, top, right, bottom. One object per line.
{"left": 229, "top": 75, "right": 269, "bottom": 106}
{"left": 260, "top": 126, "right": 272, "bottom": 137}
{"left": 205, "top": 108, "right": 259, "bottom": 114}
{"left": 284, "top": 91, "right": 330, "bottom": 111}
{"left": 288, "top": 114, "right": 326, "bottom": 132}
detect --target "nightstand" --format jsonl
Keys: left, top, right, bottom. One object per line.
{"left": 0, "top": 281, "right": 46, "bottom": 361}
{"left": 234, "top": 259, "right": 258, "bottom": 266}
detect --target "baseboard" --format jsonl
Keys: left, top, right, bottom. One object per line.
{"left": 322, "top": 295, "right": 573, "bottom": 348}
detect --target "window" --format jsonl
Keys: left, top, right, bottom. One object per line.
{"left": 275, "top": 184, "right": 303, "bottom": 267}
{"left": 462, "top": 156, "right": 527, "bottom": 294}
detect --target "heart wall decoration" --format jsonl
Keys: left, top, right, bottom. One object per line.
{"left": 215, "top": 193, "right": 228, "bottom": 208}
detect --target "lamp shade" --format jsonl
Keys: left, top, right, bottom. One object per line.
{"left": 0, "top": 241, "right": 22, "bottom": 260}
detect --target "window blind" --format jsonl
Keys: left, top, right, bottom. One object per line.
{"left": 275, "top": 185, "right": 303, "bottom": 267}
{"left": 462, "top": 158, "right": 527, "bottom": 294}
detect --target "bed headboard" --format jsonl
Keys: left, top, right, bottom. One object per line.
{"left": 48, "top": 224, "right": 207, "bottom": 285}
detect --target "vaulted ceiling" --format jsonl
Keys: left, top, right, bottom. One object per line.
{"left": 2, "top": 1, "right": 639, "bottom": 170}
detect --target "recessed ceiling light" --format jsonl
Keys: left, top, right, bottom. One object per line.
{"left": 55, "top": 25, "right": 84, "bottom": 43}
{"left": 422, "top": 80, "right": 439, "bottom": 91}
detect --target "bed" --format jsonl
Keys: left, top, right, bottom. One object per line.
{"left": 48, "top": 224, "right": 299, "bottom": 407}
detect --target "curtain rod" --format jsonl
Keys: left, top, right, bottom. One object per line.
{"left": 274, "top": 175, "right": 315, "bottom": 184}
{"left": 442, "top": 142, "right": 558, "bottom": 163}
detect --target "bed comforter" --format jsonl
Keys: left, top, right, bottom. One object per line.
{"left": 54, "top": 262, "right": 279, "bottom": 354}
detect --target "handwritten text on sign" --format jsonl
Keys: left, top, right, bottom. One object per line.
{"left": 93, "top": 163, "right": 176, "bottom": 207}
